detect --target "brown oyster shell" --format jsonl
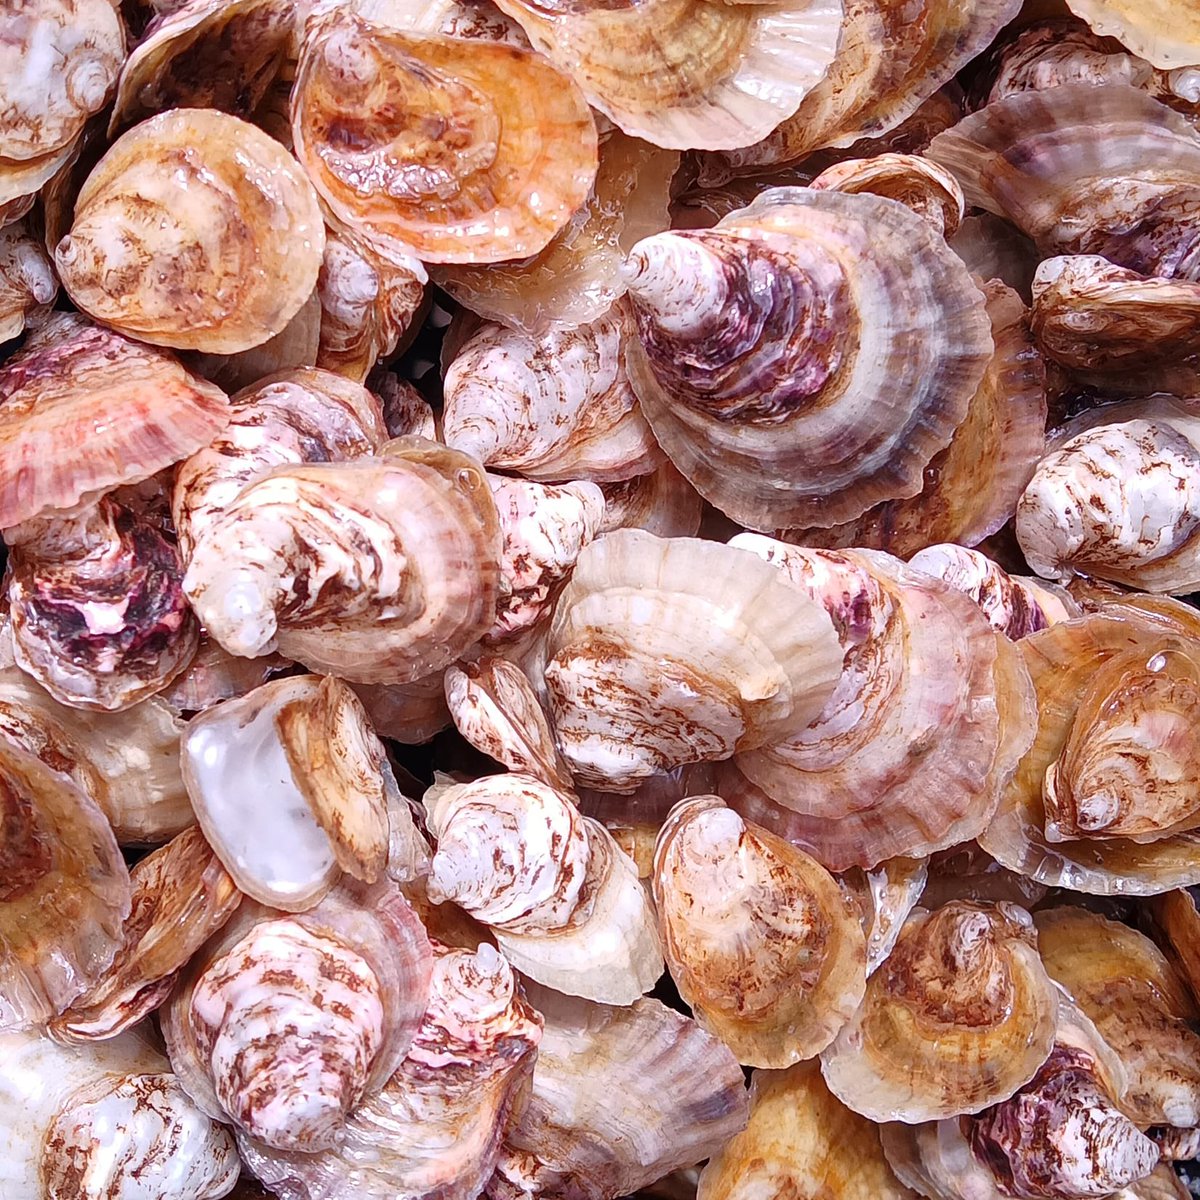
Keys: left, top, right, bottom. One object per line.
{"left": 292, "top": 15, "right": 598, "bottom": 264}
{"left": 723, "top": 539, "right": 1036, "bottom": 871}
{"left": 811, "top": 152, "right": 965, "bottom": 238}
{"left": 0, "top": 312, "right": 229, "bottom": 529}
{"left": 490, "top": 0, "right": 843, "bottom": 152}
{"left": 1065, "top": 0, "right": 1200, "bottom": 70}
{"left": 820, "top": 901, "right": 1059, "bottom": 1123}
{"left": 50, "top": 825, "right": 241, "bottom": 1043}
{"left": 596, "top": 463, "right": 704, "bottom": 538}
{"left": 351, "top": 674, "right": 452, "bottom": 745}
{"left": 652, "top": 795, "right": 867, "bottom": 1067}
{"left": 1146, "top": 887, "right": 1200, "bottom": 1005}
{"left": 0, "top": 735, "right": 131, "bottom": 1031}
{"left": 623, "top": 187, "right": 993, "bottom": 532}
{"left": 0, "top": 220, "right": 57, "bottom": 342}
{"left": 490, "top": 991, "right": 746, "bottom": 1200}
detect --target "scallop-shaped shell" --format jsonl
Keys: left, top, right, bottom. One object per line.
{"left": 652, "top": 796, "right": 866, "bottom": 1068}
{"left": 7, "top": 498, "right": 200, "bottom": 712}
{"left": 543, "top": 530, "right": 842, "bottom": 793}
{"left": 172, "top": 367, "right": 386, "bottom": 561}
{"left": 183, "top": 675, "right": 391, "bottom": 912}
{"left": 979, "top": 609, "right": 1200, "bottom": 893}
{"left": 433, "top": 127, "right": 679, "bottom": 335}
{"left": 0, "top": 1026, "right": 240, "bottom": 1200}
{"left": 1036, "top": 907, "right": 1200, "bottom": 1127}
{"left": 182, "top": 440, "right": 502, "bottom": 683}
{"left": 1065, "top": 0, "right": 1200, "bottom": 70}
{"left": 163, "top": 879, "right": 433, "bottom": 1153}
{"left": 623, "top": 187, "right": 993, "bottom": 531}
{"left": 697, "top": 1059, "right": 918, "bottom": 1200}
{"left": 820, "top": 901, "right": 1059, "bottom": 1123}
{"left": 596, "top": 463, "right": 704, "bottom": 539}
{"left": 879, "top": 1114, "right": 1006, "bottom": 1200}
{"left": 56, "top": 109, "right": 324, "bottom": 354}
{"left": 0, "top": 312, "right": 229, "bottom": 529}
{"left": 51, "top": 826, "right": 241, "bottom": 1043}
{"left": 0, "top": 220, "right": 56, "bottom": 342}
{"left": 240, "top": 941, "right": 542, "bottom": 1200}
{"left": 723, "top": 539, "right": 1036, "bottom": 871}
{"left": 443, "top": 307, "right": 664, "bottom": 484}
{"left": 425, "top": 773, "right": 663, "bottom": 1004}
{"left": 491, "top": 0, "right": 843, "bottom": 152}
{"left": 811, "top": 153, "right": 966, "bottom": 238}
{"left": 291, "top": 16, "right": 597, "bottom": 264}
{"left": 490, "top": 985, "right": 746, "bottom": 1200}
{"left": 0, "top": 735, "right": 131, "bottom": 1031}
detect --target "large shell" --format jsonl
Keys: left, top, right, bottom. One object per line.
{"left": 239, "top": 941, "right": 542, "bottom": 1200}
{"left": 163, "top": 880, "right": 433, "bottom": 1153}
{"left": 0, "top": 1026, "right": 240, "bottom": 1200}
{"left": 183, "top": 675, "right": 392, "bottom": 912}
{"left": 722, "top": 539, "right": 1036, "bottom": 871}
{"left": 820, "top": 902, "right": 1059, "bottom": 1123}
{"left": 1064, "top": 0, "right": 1200, "bottom": 70}
{"left": 1036, "top": 906, "right": 1200, "bottom": 1128}
{"left": 697, "top": 1059, "right": 918, "bottom": 1200}
{"left": 489, "top": 984, "right": 748, "bottom": 1200}
{"left": 0, "top": 220, "right": 57, "bottom": 342}
{"left": 425, "top": 773, "right": 663, "bottom": 1004}
{"left": 490, "top": 0, "right": 843, "bottom": 152}
{"left": 543, "top": 530, "right": 842, "bottom": 793}
{"left": 979, "top": 608, "right": 1200, "bottom": 893}
{"left": 442, "top": 307, "right": 664, "bottom": 484}
{"left": 652, "top": 795, "right": 866, "bottom": 1067}
{"left": 56, "top": 109, "right": 324, "bottom": 353}
{"left": 0, "top": 735, "right": 131, "bottom": 1031}
{"left": 0, "top": 312, "right": 229, "bottom": 529}
{"left": 623, "top": 187, "right": 993, "bottom": 531}
{"left": 182, "top": 440, "right": 502, "bottom": 683}
{"left": 291, "top": 15, "right": 598, "bottom": 264}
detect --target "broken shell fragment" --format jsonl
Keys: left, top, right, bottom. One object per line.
{"left": 163, "top": 880, "right": 433, "bottom": 1153}
{"left": 544, "top": 530, "right": 842, "bottom": 793}
{"left": 0, "top": 1026, "right": 241, "bottom": 1200}
{"left": 820, "top": 901, "right": 1059, "bottom": 1123}
{"left": 0, "top": 220, "right": 56, "bottom": 342}
{"left": 239, "top": 941, "right": 541, "bottom": 1200}
{"left": 183, "top": 675, "right": 392, "bottom": 911}
{"left": 652, "top": 795, "right": 867, "bottom": 1067}
{"left": 811, "top": 153, "right": 966, "bottom": 238}
{"left": 425, "top": 772, "right": 663, "bottom": 1003}
{"left": 57, "top": 108, "right": 325, "bottom": 353}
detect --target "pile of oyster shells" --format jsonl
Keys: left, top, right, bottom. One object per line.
{"left": 7, "top": 0, "right": 1200, "bottom": 1197}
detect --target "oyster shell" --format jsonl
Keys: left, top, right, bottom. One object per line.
{"left": 596, "top": 464, "right": 704, "bottom": 539}
{"left": 163, "top": 879, "right": 433, "bottom": 1153}
{"left": 811, "top": 153, "right": 966, "bottom": 237}
{"left": 543, "top": 530, "right": 842, "bottom": 793}
{"left": 0, "top": 220, "right": 56, "bottom": 342}
{"left": 0, "top": 312, "right": 229, "bottom": 529}
{"left": 723, "top": 539, "right": 1036, "bottom": 870}
{"left": 291, "top": 15, "right": 598, "bottom": 263}
{"left": 843, "top": 856, "right": 931, "bottom": 977}
{"left": 351, "top": 675, "right": 452, "bottom": 746}
{"left": 490, "top": 0, "right": 843, "bottom": 152}
{"left": 489, "top": 984, "right": 749, "bottom": 1200}
{"left": 239, "top": 941, "right": 542, "bottom": 1200}
{"left": 1146, "top": 887, "right": 1200, "bottom": 1005}
{"left": 183, "top": 675, "right": 392, "bottom": 912}
{"left": 160, "top": 637, "right": 291, "bottom": 715}
{"left": 425, "top": 772, "right": 663, "bottom": 1004}
{"left": 57, "top": 108, "right": 324, "bottom": 353}
{"left": 652, "top": 795, "right": 867, "bottom": 1067}
{"left": 950, "top": 212, "right": 1042, "bottom": 302}
{"left": 623, "top": 187, "right": 993, "bottom": 531}
{"left": 376, "top": 373, "right": 436, "bottom": 440}
{"left": 1064, "top": 0, "right": 1200, "bottom": 70}
{"left": 820, "top": 902, "right": 1059, "bottom": 1123}
{"left": 0, "top": 1026, "right": 240, "bottom": 1200}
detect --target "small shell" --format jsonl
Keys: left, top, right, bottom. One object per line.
{"left": 1036, "top": 906, "right": 1200, "bottom": 1127}
{"left": 0, "top": 1026, "right": 240, "bottom": 1200}
{"left": 544, "top": 530, "right": 842, "bottom": 793}
{"left": 596, "top": 464, "right": 704, "bottom": 539}
{"left": 163, "top": 880, "right": 433, "bottom": 1152}
{"left": 57, "top": 109, "right": 324, "bottom": 354}
{"left": 376, "top": 373, "right": 436, "bottom": 440}
{"left": 425, "top": 773, "right": 663, "bottom": 1004}
{"left": 652, "top": 795, "right": 867, "bottom": 1067}
{"left": 811, "top": 153, "right": 966, "bottom": 237}
{"left": 0, "top": 312, "right": 229, "bottom": 528}
{"left": 843, "top": 856, "right": 930, "bottom": 977}
{"left": 240, "top": 941, "right": 542, "bottom": 1200}
{"left": 351, "top": 674, "right": 452, "bottom": 746}
{"left": 50, "top": 826, "right": 242, "bottom": 1043}
{"left": 0, "top": 220, "right": 57, "bottom": 342}
{"left": 160, "top": 636, "right": 292, "bottom": 715}
{"left": 623, "top": 187, "right": 993, "bottom": 531}
{"left": 0, "top": 736, "right": 131, "bottom": 1031}
{"left": 292, "top": 16, "right": 598, "bottom": 264}
{"left": 183, "top": 675, "right": 391, "bottom": 911}
{"left": 697, "top": 1059, "right": 917, "bottom": 1200}
{"left": 491, "top": 984, "right": 748, "bottom": 1200}
{"left": 443, "top": 307, "right": 664, "bottom": 484}
{"left": 182, "top": 441, "right": 502, "bottom": 683}
{"left": 1064, "top": 0, "right": 1200, "bottom": 70}
{"left": 820, "top": 902, "right": 1059, "bottom": 1123}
